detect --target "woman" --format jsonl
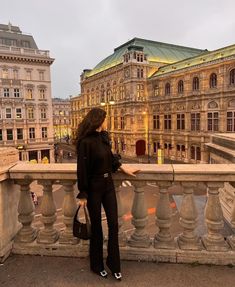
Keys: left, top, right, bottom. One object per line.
{"left": 76, "top": 108, "right": 139, "bottom": 281}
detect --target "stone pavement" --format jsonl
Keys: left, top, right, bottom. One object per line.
{"left": 0, "top": 254, "right": 234, "bottom": 287}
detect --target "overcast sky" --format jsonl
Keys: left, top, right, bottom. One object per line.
{"left": 1, "top": 0, "right": 235, "bottom": 98}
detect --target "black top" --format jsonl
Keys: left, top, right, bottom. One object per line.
{"left": 76, "top": 130, "right": 121, "bottom": 199}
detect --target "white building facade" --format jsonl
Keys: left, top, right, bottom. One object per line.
{"left": 0, "top": 23, "right": 55, "bottom": 162}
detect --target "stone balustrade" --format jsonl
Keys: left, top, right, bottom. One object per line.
{"left": 0, "top": 162, "right": 235, "bottom": 265}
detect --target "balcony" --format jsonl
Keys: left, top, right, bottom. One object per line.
{"left": 0, "top": 45, "right": 50, "bottom": 58}
{"left": 1, "top": 162, "right": 235, "bottom": 267}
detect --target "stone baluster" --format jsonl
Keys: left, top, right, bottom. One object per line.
{"left": 15, "top": 178, "right": 37, "bottom": 243}
{"left": 202, "top": 182, "right": 229, "bottom": 251}
{"left": 154, "top": 181, "right": 175, "bottom": 249}
{"left": 178, "top": 182, "right": 201, "bottom": 250}
{"left": 59, "top": 180, "right": 78, "bottom": 244}
{"left": 37, "top": 180, "right": 59, "bottom": 244}
{"left": 115, "top": 180, "right": 127, "bottom": 247}
{"left": 128, "top": 182, "right": 150, "bottom": 248}
{"left": 227, "top": 185, "right": 235, "bottom": 249}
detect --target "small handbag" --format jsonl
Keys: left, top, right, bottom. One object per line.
{"left": 73, "top": 205, "right": 91, "bottom": 240}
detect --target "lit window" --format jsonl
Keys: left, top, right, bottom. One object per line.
{"left": 28, "top": 107, "right": 34, "bottom": 119}
{"left": 6, "top": 108, "right": 12, "bottom": 119}
{"left": 16, "top": 108, "right": 22, "bottom": 119}
{"left": 26, "top": 89, "right": 33, "bottom": 99}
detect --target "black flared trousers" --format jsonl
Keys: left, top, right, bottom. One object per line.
{"left": 87, "top": 174, "right": 120, "bottom": 273}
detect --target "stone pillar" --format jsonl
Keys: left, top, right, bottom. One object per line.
{"left": 59, "top": 180, "right": 78, "bottom": 244}
{"left": 178, "top": 182, "right": 202, "bottom": 250}
{"left": 154, "top": 181, "right": 175, "bottom": 249}
{"left": 202, "top": 182, "right": 229, "bottom": 251}
{"left": 115, "top": 180, "right": 127, "bottom": 246}
{"left": 37, "top": 180, "right": 59, "bottom": 244}
{"left": 227, "top": 186, "right": 235, "bottom": 249}
{"left": 15, "top": 178, "right": 37, "bottom": 243}
{"left": 128, "top": 182, "right": 150, "bottom": 248}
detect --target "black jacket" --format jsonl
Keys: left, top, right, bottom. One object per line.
{"left": 76, "top": 131, "right": 121, "bottom": 199}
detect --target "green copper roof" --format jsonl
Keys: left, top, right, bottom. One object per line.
{"left": 85, "top": 38, "right": 205, "bottom": 78}
{"left": 151, "top": 43, "right": 235, "bottom": 78}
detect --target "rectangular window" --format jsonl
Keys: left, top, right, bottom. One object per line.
{"left": 120, "top": 116, "right": 125, "bottom": 129}
{"left": 6, "top": 108, "right": 12, "bottom": 119}
{"left": 26, "top": 70, "right": 32, "bottom": 80}
{"left": 26, "top": 88, "right": 33, "bottom": 99}
{"left": 2, "top": 69, "right": 8, "bottom": 79}
{"left": 41, "top": 127, "right": 47, "bottom": 138}
{"left": 4, "top": 88, "right": 10, "bottom": 97}
{"left": 29, "top": 128, "right": 35, "bottom": 139}
{"left": 39, "top": 89, "right": 45, "bottom": 99}
{"left": 16, "top": 108, "right": 22, "bottom": 119}
{"left": 0, "top": 129, "right": 2, "bottom": 141}
{"left": 177, "top": 114, "right": 185, "bottom": 130}
{"left": 14, "top": 88, "right": 20, "bottom": 97}
{"left": 227, "top": 111, "right": 235, "bottom": 132}
{"left": 17, "top": 128, "right": 23, "bottom": 140}
{"left": 208, "top": 112, "right": 219, "bottom": 132}
{"left": 39, "top": 71, "right": 44, "bottom": 81}
{"left": 153, "top": 115, "right": 160, "bottom": 129}
{"left": 6, "top": 129, "right": 13, "bottom": 140}
{"left": 40, "top": 108, "right": 46, "bottom": 119}
{"left": 28, "top": 107, "right": 34, "bottom": 119}
{"left": 13, "top": 70, "right": 18, "bottom": 79}
{"left": 191, "top": 113, "right": 201, "bottom": 131}
{"left": 164, "top": 114, "right": 171, "bottom": 130}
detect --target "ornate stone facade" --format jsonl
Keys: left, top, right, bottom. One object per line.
{"left": 0, "top": 23, "right": 55, "bottom": 162}
{"left": 72, "top": 38, "right": 235, "bottom": 163}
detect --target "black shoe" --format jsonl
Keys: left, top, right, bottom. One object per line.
{"left": 112, "top": 272, "right": 122, "bottom": 281}
{"left": 92, "top": 270, "right": 108, "bottom": 278}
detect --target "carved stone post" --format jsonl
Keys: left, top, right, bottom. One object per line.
{"left": 178, "top": 182, "right": 202, "bottom": 250}
{"left": 128, "top": 182, "right": 150, "bottom": 248}
{"left": 202, "top": 182, "right": 229, "bottom": 251}
{"left": 154, "top": 181, "right": 175, "bottom": 249}
{"left": 15, "top": 178, "right": 37, "bottom": 243}
{"left": 59, "top": 180, "right": 78, "bottom": 244}
{"left": 115, "top": 180, "right": 127, "bottom": 247}
{"left": 37, "top": 180, "right": 59, "bottom": 244}
{"left": 227, "top": 187, "right": 235, "bottom": 249}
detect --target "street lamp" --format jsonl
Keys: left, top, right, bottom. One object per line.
{"left": 143, "top": 111, "right": 150, "bottom": 163}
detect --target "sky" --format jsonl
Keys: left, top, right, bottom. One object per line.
{"left": 1, "top": 0, "right": 235, "bottom": 99}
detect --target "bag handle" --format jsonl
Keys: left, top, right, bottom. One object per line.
{"left": 75, "top": 205, "right": 91, "bottom": 226}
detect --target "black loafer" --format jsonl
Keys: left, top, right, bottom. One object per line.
{"left": 113, "top": 272, "right": 122, "bottom": 281}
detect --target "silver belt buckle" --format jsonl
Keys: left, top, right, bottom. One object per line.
{"left": 104, "top": 173, "right": 108, "bottom": 178}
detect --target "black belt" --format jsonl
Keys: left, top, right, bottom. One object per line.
{"left": 92, "top": 172, "right": 111, "bottom": 178}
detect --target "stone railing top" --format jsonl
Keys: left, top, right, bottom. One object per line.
{"left": 7, "top": 163, "right": 235, "bottom": 183}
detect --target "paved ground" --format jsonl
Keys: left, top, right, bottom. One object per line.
{"left": 0, "top": 254, "right": 234, "bottom": 287}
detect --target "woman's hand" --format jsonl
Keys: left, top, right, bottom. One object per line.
{"left": 120, "top": 165, "right": 140, "bottom": 177}
{"left": 77, "top": 198, "right": 87, "bottom": 207}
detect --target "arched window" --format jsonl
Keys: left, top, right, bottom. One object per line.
{"left": 230, "top": 69, "right": 235, "bottom": 85}
{"left": 165, "top": 83, "right": 170, "bottom": 96}
{"left": 192, "top": 77, "right": 199, "bottom": 91}
{"left": 210, "top": 73, "right": 217, "bottom": 88}
{"left": 178, "top": 80, "right": 184, "bottom": 93}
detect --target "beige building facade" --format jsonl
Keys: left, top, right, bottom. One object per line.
{"left": 52, "top": 97, "right": 71, "bottom": 141}
{"left": 0, "top": 23, "right": 55, "bottom": 162}
{"left": 72, "top": 38, "right": 235, "bottom": 163}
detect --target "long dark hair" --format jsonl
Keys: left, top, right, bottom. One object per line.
{"left": 76, "top": 108, "right": 106, "bottom": 147}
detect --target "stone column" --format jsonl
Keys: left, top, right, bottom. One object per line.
{"left": 15, "top": 178, "right": 37, "bottom": 243}
{"left": 202, "top": 182, "right": 229, "bottom": 251}
{"left": 59, "top": 180, "right": 78, "bottom": 244}
{"left": 227, "top": 186, "right": 235, "bottom": 249}
{"left": 178, "top": 182, "right": 202, "bottom": 250}
{"left": 115, "top": 180, "right": 127, "bottom": 246}
{"left": 154, "top": 181, "right": 175, "bottom": 249}
{"left": 128, "top": 182, "right": 150, "bottom": 248}
{"left": 37, "top": 180, "right": 59, "bottom": 244}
